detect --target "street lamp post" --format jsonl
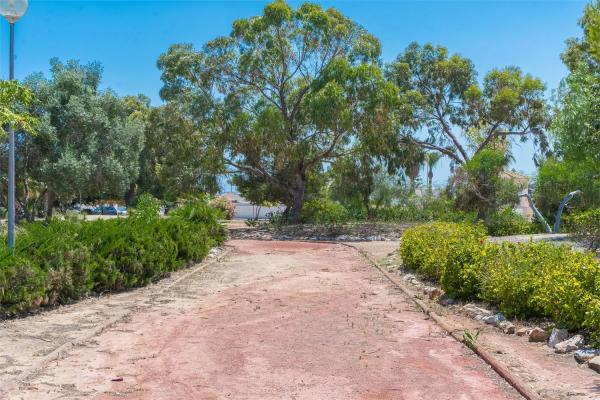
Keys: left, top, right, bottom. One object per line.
{"left": 0, "top": 0, "right": 28, "bottom": 249}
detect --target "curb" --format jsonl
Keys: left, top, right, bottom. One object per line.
{"left": 342, "top": 242, "right": 543, "bottom": 400}
{"left": 1, "top": 246, "right": 234, "bottom": 398}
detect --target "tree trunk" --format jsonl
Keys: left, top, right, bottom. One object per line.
{"left": 287, "top": 173, "right": 306, "bottom": 224}
{"left": 124, "top": 183, "right": 137, "bottom": 206}
{"left": 427, "top": 167, "right": 433, "bottom": 195}
{"left": 364, "top": 192, "right": 372, "bottom": 219}
{"left": 44, "top": 189, "right": 55, "bottom": 220}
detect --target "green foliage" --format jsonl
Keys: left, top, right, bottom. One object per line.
{"left": 386, "top": 43, "right": 549, "bottom": 168}
{"left": 587, "top": 1, "right": 600, "bottom": 62}
{"left": 400, "top": 223, "right": 600, "bottom": 336}
{"left": 479, "top": 242, "right": 600, "bottom": 331}
{"left": 170, "top": 197, "right": 227, "bottom": 242}
{"left": 486, "top": 208, "right": 539, "bottom": 236}
{"left": 454, "top": 149, "right": 520, "bottom": 218}
{"left": 300, "top": 198, "right": 350, "bottom": 225}
{"left": 373, "top": 196, "right": 478, "bottom": 224}
{"left": 0, "top": 256, "right": 46, "bottom": 314}
{"left": 0, "top": 198, "right": 225, "bottom": 316}
{"left": 130, "top": 193, "right": 161, "bottom": 223}
{"left": 17, "top": 59, "right": 146, "bottom": 212}
{"left": 543, "top": 1, "right": 600, "bottom": 218}
{"left": 158, "top": 0, "right": 406, "bottom": 222}
{"left": 569, "top": 208, "right": 600, "bottom": 250}
{"left": 399, "top": 222, "right": 486, "bottom": 299}
{"left": 137, "top": 104, "right": 221, "bottom": 198}
{"left": 534, "top": 158, "right": 600, "bottom": 215}
{"left": 0, "top": 80, "right": 38, "bottom": 136}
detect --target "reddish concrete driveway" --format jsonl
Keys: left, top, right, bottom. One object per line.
{"left": 4, "top": 240, "right": 519, "bottom": 399}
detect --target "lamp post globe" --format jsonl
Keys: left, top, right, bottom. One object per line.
{"left": 0, "top": 0, "right": 28, "bottom": 23}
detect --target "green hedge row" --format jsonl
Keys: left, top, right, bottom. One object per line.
{"left": 0, "top": 199, "right": 226, "bottom": 317}
{"left": 399, "top": 222, "right": 600, "bottom": 337}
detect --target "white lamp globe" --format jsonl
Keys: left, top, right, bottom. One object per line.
{"left": 0, "top": 0, "right": 28, "bottom": 23}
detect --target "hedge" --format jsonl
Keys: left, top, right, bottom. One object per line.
{"left": 399, "top": 222, "right": 487, "bottom": 298}
{"left": 0, "top": 198, "right": 226, "bottom": 317}
{"left": 400, "top": 222, "right": 600, "bottom": 338}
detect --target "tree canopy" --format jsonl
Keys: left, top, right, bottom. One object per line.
{"left": 386, "top": 43, "right": 550, "bottom": 168}
{"left": 157, "top": 0, "right": 406, "bottom": 221}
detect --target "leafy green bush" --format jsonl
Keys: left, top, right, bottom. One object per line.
{"left": 79, "top": 219, "right": 179, "bottom": 291}
{"left": 130, "top": 193, "right": 162, "bottom": 223}
{"left": 373, "top": 197, "right": 478, "bottom": 224}
{"left": 15, "top": 221, "right": 92, "bottom": 302}
{"left": 0, "top": 198, "right": 225, "bottom": 316}
{"left": 171, "top": 197, "right": 226, "bottom": 243}
{"left": 569, "top": 208, "right": 600, "bottom": 250}
{"left": 400, "top": 222, "right": 486, "bottom": 298}
{"left": 0, "top": 255, "right": 46, "bottom": 314}
{"left": 400, "top": 222, "right": 600, "bottom": 338}
{"left": 479, "top": 241, "right": 600, "bottom": 330}
{"left": 486, "top": 208, "right": 539, "bottom": 236}
{"left": 535, "top": 158, "right": 599, "bottom": 216}
{"left": 300, "top": 198, "right": 349, "bottom": 224}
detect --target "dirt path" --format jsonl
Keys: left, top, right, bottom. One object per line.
{"left": 1, "top": 240, "right": 520, "bottom": 400}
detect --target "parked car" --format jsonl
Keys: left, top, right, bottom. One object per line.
{"left": 94, "top": 204, "right": 127, "bottom": 215}
{"left": 71, "top": 203, "right": 95, "bottom": 214}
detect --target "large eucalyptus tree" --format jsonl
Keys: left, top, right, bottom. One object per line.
{"left": 386, "top": 43, "right": 550, "bottom": 168}
{"left": 157, "top": 0, "right": 405, "bottom": 222}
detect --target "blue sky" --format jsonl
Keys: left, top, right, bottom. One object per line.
{"left": 0, "top": 0, "right": 588, "bottom": 185}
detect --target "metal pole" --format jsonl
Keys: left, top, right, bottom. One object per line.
{"left": 7, "top": 22, "right": 15, "bottom": 249}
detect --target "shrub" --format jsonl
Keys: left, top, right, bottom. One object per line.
{"left": 478, "top": 242, "right": 544, "bottom": 318}
{"left": 171, "top": 197, "right": 226, "bottom": 243}
{"left": 0, "top": 255, "right": 46, "bottom": 314}
{"left": 374, "top": 197, "right": 478, "bottom": 224}
{"left": 80, "top": 219, "right": 179, "bottom": 291}
{"left": 300, "top": 198, "right": 349, "bottom": 224}
{"left": 569, "top": 208, "right": 600, "bottom": 250}
{"left": 0, "top": 197, "right": 225, "bottom": 316}
{"left": 209, "top": 196, "right": 235, "bottom": 220}
{"left": 130, "top": 193, "right": 162, "bottom": 223}
{"left": 479, "top": 241, "right": 600, "bottom": 330}
{"left": 401, "top": 222, "right": 600, "bottom": 337}
{"left": 15, "top": 221, "right": 92, "bottom": 302}
{"left": 486, "top": 208, "right": 538, "bottom": 236}
{"left": 400, "top": 222, "right": 486, "bottom": 298}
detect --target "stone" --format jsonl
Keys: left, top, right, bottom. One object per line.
{"left": 528, "top": 327, "right": 549, "bottom": 342}
{"left": 483, "top": 313, "right": 506, "bottom": 327}
{"left": 386, "top": 265, "right": 400, "bottom": 273}
{"left": 499, "top": 321, "right": 516, "bottom": 334}
{"left": 463, "top": 304, "right": 492, "bottom": 318}
{"left": 438, "top": 296, "right": 455, "bottom": 307}
{"left": 548, "top": 328, "right": 569, "bottom": 348}
{"left": 423, "top": 286, "right": 444, "bottom": 299}
{"left": 516, "top": 328, "right": 529, "bottom": 337}
{"left": 366, "top": 235, "right": 384, "bottom": 241}
{"left": 589, "top": 356, "right": 600, "bottom": 373}
{"left": 554, "top": 335, "right": 585, "bottom": 354}
{"left": 574, "top": 349, "right": 600, "bottom": 364}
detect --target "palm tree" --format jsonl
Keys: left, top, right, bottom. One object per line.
{"left": 425, "top": 152, "right": 442, "bottom": 195}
